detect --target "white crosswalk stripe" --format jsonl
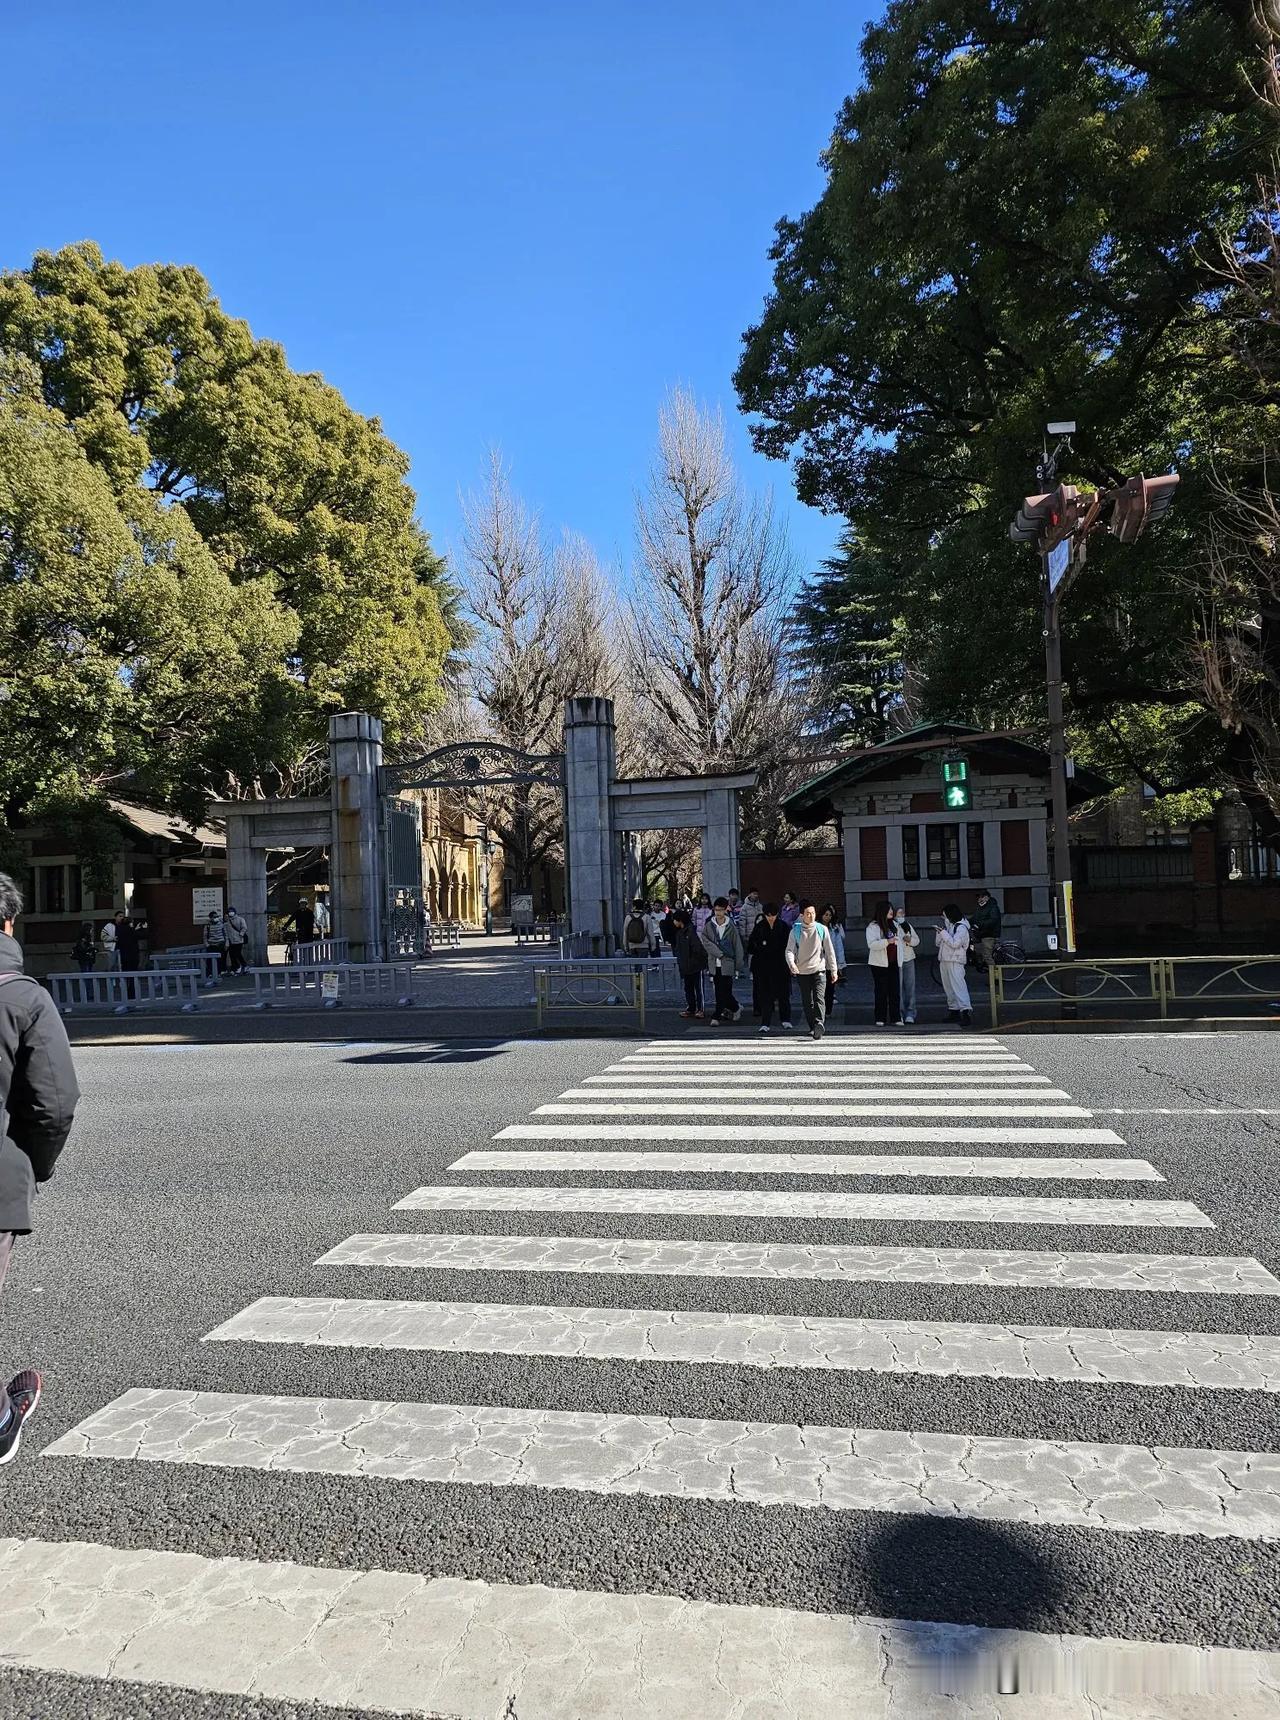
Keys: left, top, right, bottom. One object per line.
{"left": 33, "top": 1033, "right": 1279, "bottom": 1715}
{"left": 317, "top": 1230, "right": 1280, "bottom": 1294}
{"left": 206, "top": 1295, "right": 1280, "bottom": 1392}
{"left": 394, "top": 1184, "right": 1211, "bottom": 1224}
{"left": 451, "top": 1149, "right": 1161, "bottom": 1180}
{"left": 44, "top": 1387, "right": 1280, "bottom": 1540}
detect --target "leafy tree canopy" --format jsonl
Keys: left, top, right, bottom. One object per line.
{"left": 736, "top": 1, "right": 1279, "bottom": 810}
{"left": 0, "top": 242, "right": 452, "bottom": 830}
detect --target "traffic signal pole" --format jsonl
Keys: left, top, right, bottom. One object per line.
{"left": 1042, "top": 555, "right": 1078, "bottom": 1016}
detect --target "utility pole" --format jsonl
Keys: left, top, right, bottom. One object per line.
{"left": 1010, "top": 426, "right": 1179, "bottom": 1002}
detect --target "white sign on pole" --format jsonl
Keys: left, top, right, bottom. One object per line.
{"left": 1047, "top": 538, "right": 1071, "bottom": 592}
{"left": 320, "top": 971, "right": 340, "bottom": 1003}
{"left": 192, "top": 886, "right": 223, "bottom": 923}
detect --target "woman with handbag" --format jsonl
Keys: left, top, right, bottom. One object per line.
{"left": 864, "top": 898, "right": 902, "bottom": 1027}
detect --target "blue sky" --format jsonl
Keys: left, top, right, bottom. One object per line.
{"left": 5, "top": 2, "right": 871, "bottom": 583}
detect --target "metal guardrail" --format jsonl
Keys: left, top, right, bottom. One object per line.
{"left": 527, "top": 954, "right": 682, "bottom": 1003}
{"left": 425, "top": 922, "right": 462, "bottom": 950}
{"left": 152, "top": 950, "right": 223, "bottom": 983}
{"left": 989, "top": 954, "right": 1280, "bottom": 1025}
{"left": 290, "top": 938, "right": 350, "bottom": 965}
{"left": 50, "top": 970, "right": 202, "bottom": 1013}
{"left": 514, "top": 923, "right": 557, "bottom": 946}
{"left": 535, "top": 964, "right": 646, "bottom": 1029}
{"left": 559, "top": 932, "right": 592, "bottom": 959}
{"left": 249, "top": 964, "right": 415, "bottom": 1007}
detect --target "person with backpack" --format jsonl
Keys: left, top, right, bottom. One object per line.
{"left": 785, "top": 900, "right": 839, "bottom": 1039}
{"left": 622, "top": 900, "right": 650, "bottom": 959}
{"left": 699, "top": 897, "right": 747, "bottom": 1024}
{"left": 671, "top": 910, "right": 707, "bottom": 1019}
{"left": 864, "top": 899, "right": 902, "bottom": 1028}
{"left": 0, "top": 872, "right": 79, "bottom": 1464}
{"left": 937, "top": 902, "right": 974, "bottom": 1026}
{"left": 747, "top": 902, "right": 792, "bottom": 1032}
{"left": 71, "top": 923, "right": 96, "bottom": 974}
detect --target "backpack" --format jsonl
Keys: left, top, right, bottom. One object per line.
{"left": 624, "top": 913, "right": 648, "bottom": 949}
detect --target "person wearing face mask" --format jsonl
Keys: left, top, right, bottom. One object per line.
{"left": 747, "top": 901, "right": 792, "bottom": 1032}
{"left": 937, "top": 902, "right": 973, "bottom": 1026}
{"left": 893, "top": 904, "right": 921, "bottom": 1025}
{"left": 785, "top": 901, "right": 839, "bottom": 1039}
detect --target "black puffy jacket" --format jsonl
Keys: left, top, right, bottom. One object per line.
{"left": 0, "top": 932, "right": 79, "bottom": 1232}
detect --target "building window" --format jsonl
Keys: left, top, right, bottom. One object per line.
{"left": 926, "top": 824, "right": 960, "bottom": 880}
{"left": 39, "top": 865, "right": 66, "bottom": 914}
{"left": 67, "top": 865, "right": 82, "bottom": 913}
{"left": 902, "top": 826, "right": 920, "bottom": 881}
{"left": 966, "top": 823, "right": 986, "bottom": 878}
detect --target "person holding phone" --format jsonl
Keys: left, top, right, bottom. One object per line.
{"left": 893, "top": 905, "right": 921, "bottom": 1024}
{"left": 937, "top": 903, "right": 973, "bottom": 1025}
{"left": 864, "top": 899, "right": 901, "bottom": 1027}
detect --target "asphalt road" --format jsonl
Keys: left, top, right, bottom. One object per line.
{"left": 0, "top": 1028, "right": 1277, "bottom": 1716}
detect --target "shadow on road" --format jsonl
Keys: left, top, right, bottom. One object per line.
{"left": 342, "top": 1043, "right": 517, "bottom": 1066}
{"left": 860, "top": 1517, "right": 1063, "bottom": 1702}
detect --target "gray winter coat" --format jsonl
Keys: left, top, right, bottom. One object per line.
{"left": 699, "top": 917, "right": 747, "bottom": 977}
{"left": 0, "top": 932, "right": 78, "bottom": 1232}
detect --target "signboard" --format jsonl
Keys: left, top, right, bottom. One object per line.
{"left": 192, "top": 886, "right": 223, "bottom": 924}
{"left": 511, "top": 892, "right": 534, "bottom": 927}
{"left": 1062, "top": 882, "right": 1077, "bottom": 953}
{"left": 1047, "top": 538, "right": 1071, "bottom": 593}
{"left": 320, "top": 971, "right": 341, "bottom": 1003}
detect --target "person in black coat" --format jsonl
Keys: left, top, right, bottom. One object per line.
{"left": 669, "top": 910, "right": 708, "bottom": 1019}
{"left": 746, "top": 901, "right": 793, "bottom": 1032}
{"left": 0, "top": 874, "right": 79, "bottom": 1464}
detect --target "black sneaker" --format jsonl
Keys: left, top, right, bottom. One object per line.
{"left": 0, "top": 1371, "right": 41, "bottom": 1466}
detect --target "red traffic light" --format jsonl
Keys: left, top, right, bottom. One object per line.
{"left": 1009, "top": 484, "right": 1080, "bottom": 547}
{"left": 1109, "top": 474, "right": 1179, "bottom": 544}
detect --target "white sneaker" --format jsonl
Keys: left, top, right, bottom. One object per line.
{"left": 779, "top": 1020, "right": 794, "bottom": 1030}
{"left": 758, "top": 1025, "right": 770, "bottom": 1034}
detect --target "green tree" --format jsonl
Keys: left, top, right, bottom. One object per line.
{"left": 794, "top": 529, "right": 905, "bottom": 746}
{"left": 0, "top": 242, "right": 451, "bottom": 779}
{"left": 735, "top": 2, "right": 1279, "bottom": 818}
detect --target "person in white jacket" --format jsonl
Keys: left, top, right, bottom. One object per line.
{"left": 937, "top": 902, "right": 973, "bottom": 1025}
{"left": 892, "top": 905, "right": 921, "bottom": 1024}
{"left": 864, "top": 900, "right": 902, "bottom": 1027}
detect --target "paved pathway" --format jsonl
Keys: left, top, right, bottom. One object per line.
{"left": 3, "top": 1034, "right": 1279, "bottom": 1715}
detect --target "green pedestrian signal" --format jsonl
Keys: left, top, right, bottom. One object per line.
{"left": 941, "top": 755, "right": 971, "bottom": 809}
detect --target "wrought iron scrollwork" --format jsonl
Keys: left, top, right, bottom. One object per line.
{"left": 380, "top": 742, "right": 565, "bottom": 795}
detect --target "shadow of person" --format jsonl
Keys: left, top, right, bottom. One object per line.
{"left": 861, "top": 1516, "right": 1064, "bottom": 1704}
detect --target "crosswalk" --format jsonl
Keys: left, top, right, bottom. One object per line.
{"left": 6, "top": 1031, "right": 1280, "bottom": 1716}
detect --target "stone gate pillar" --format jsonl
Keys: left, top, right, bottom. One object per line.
{"left": 700, "top": 786, "right": 741, "bottom": 901}
{"left": 563, "top": 697, "right": 618, "bottom": 952}
{"left": 225, "top": 815, "right": 268, "bottom": 965}
{"left": 329, "top": 712, "right": 384, "bottom": 963}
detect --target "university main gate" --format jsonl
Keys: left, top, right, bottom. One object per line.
{"left": 214, "top": 698, "right": 753, "bottom": 963}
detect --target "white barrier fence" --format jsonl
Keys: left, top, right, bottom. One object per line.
{"left": 249, "top": 964, "right": 416, "bottom": 1007}
{"left": 425, "top": 922, "right": 462, "bottom": 950}
{"left": 50, "top": 970, "right": 202, "bottom": 1013}
{"left": 559, "top": 932, "right": 592, "bottom": 960}
{"left": 513, "top": 923, "right": 557, "bottom": 946}
{"left": 152, "top": 949, "right": 223, "bottom": 983}
{"left": 288, "top": 938, "right": 350, "bottom": 965}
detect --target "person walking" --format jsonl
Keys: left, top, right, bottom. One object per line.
{"left": 671, "top": 910, "right": 708, "bottom": 1019}
{"left": 71, "top": 923, "right": 96, "bottom": 974}
{"left": 894, "top": 904, "right": 921, "bottom": 1024}
{"left": 100, "top": 911, "right": 123, "bottom": 972}
{"left": 779, "top": 891, "right": 801, "bottom": 928}
{"left": 971, "top": 888, "right": 1002, "bottom": 972}
{"left": 864, "top": 899, "right": 902, "bottom": 1027}
{"left": 786, "top": 900, "right": 839, "bottom": 1039}
{"left": 203, "top": 908, "right": 228, "bottom": 977}
{"left": 224, "top": 907, "right": 249, "bottom": 973}
{"left": 692, "top": 892, "right": 714, "bottom": 937}
{"left": 0, "top": 872, "right": 79, "bottom": 1464}
{"left": 622, "top": 899, "right": 650, "bottom": 959}
{"left": 747, "top": 902, "right": 793, "bottom": 1032}
{"left": 738, "top": 889, "right": 764, "bottom": 944}
{"left": 820, "top": 904, "right": 847, "bottom": 1010}
{"left": 312, "top": 895, "right": 331, "bottom": 938}
{"left": 937, "top": 902, "right": 974, "bottom": 1025}
{"left": 700, "top": 898, "right": 747, "bottom": 1024}
{"left": 117, "top": 915, "right": 142, "bottom": 973}
{"left": 644, "top": 901, "right": 664, "bottom": 957}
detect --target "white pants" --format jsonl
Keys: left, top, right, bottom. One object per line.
{"left": 940, "top": 959, "right": 971, "bottom": 1013}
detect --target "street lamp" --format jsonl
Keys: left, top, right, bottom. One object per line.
{"left": 1009, "top": 427, "right": 1179, "bottom": 1001}
{"left": 480, "top": 824, "right": 496, "bottom": 936}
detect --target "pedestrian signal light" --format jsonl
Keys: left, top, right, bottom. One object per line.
{"left": 942, "top": 758, "right": 969, "bottom": 784}
{"left": 1109, "top": 474, "right": 1179, "bottom": 544}
{"left": 945, "top": 781, "right": 972, "bottom": 810}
